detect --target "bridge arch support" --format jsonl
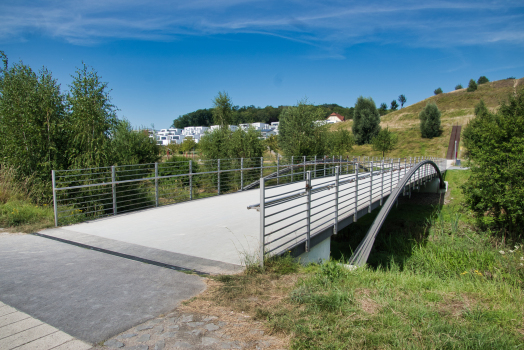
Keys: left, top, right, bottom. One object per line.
{"left": 347, "top": 160, "right": 446, "bottom": 267}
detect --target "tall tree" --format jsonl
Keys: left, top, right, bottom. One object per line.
{"left": 66, "top": 63, "right": 118, "bottom": 169}
{"left": 328, "top": 129, "right": 354, "bottom": 155}
{"left": 477, "top": 76, "right": 489, "bottom": 85}
{"left": 419, "top": 103, "right": 442, "bottom": 138}
{"left": 467, "top": 79, "right": 477, "bottom": 92}
{"left": 390, "top": 100, "right": 399, "bottom": 111}
{"left": 378, "top": 102, "right": 388, "bottom": 116}
{"left": 278, "top": 99, "right": 328, "bottom": 156}
{"left": 212, "top": 91, "right": 233, "bottom": 127}
{"left": 353, "top": 97, "right": 381, "bottom": 145}
{"left": 398, "top": 94, "right": 406, "bottom": 109}
{"left": 372, "top": 127, "right": 398, "bottom": 157}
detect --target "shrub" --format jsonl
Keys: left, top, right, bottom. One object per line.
{"left": 462, "top": 92, "right": 524, "bottom": 231}
{"left": 352, "top": 97, "right": 381, "bottom": 145}
{"left": 467, "top": 79, "right": 477, "bottom": 92}
{"left": 419, "top": 103, "right": 442, "bottom": 138}
{"left": 371, "top": 127, "right": 398, "bottom": 157}
{"left": 455, "top": 84, "right": 463, "bottom": 90}
{"left": 434, "top": 87, "right": 443, "bottom": 95}
{"left": 477, "top": 76, "right": 489, "bottom": 85}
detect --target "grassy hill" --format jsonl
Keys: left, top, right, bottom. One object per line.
{"left": 332, "top": 77, "right": 524, "bottom": 158}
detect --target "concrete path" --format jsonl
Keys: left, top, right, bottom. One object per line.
{"left": 0, "top": 233, "right": 206, "bottom": 345}
{"left": 0, "top": 301, "right": 91, "bottom": 350}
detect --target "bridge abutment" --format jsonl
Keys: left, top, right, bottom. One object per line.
{"left": 296, "top": 236, "right": 331, "bottom": 265}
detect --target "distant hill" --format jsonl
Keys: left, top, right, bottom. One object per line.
{"left": 332, "top": 77, "right": 524, "bottom": 158}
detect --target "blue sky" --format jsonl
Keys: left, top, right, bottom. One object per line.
{"left": 1, "top": 0, "right": 524, "bottom": 128}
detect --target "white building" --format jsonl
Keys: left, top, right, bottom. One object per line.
{"left": 326, "top": 113, "right": 345, "bottom": 124}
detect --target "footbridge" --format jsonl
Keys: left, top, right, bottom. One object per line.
{"left": 43, "top": 156, "right": 447, "bottom": 274}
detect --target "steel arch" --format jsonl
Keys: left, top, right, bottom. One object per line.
{"left": 347, "top": 160, "right": 446, "bottom": 266}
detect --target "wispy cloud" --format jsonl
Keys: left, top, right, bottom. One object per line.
{"left": 1, "top": 0, "right": 523, "bottom": 49}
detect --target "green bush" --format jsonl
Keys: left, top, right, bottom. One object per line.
{"left": 477, "top": 76, "right": 489, "bottom": 85}
{"left": 467, "top": 79, "right": 477, "bottom": 92}
{"left": 352, "top": 97, "right": 381, "bottom": 145}
{"left": 434, "top": 87, "right": 443, "bottom": 95}
{"left": 371, "top": 127, "right": 398, "bottom": 156}
{"left": 462, "top": 92, "right": 524, "bottom": 231}
{"left": 419, "top": 103, "right": 442, "bottom": 138}
{"left": 455, "top": 84, "right": 463, "bottom": 90}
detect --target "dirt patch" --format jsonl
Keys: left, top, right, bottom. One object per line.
{"left": 438, "top": 294, "right": 476, "bottom": 318}
{"left": 355, "top": 289, "right": 381, "bottom": 315}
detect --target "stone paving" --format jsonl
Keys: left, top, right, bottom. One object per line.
{"left": 0, "top": 301, "right": 91, "bottom": 350}
{"left": 91, "top": 309, "right": 284, "bottom": 350}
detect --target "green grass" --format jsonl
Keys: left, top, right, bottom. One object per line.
{"left": 205, "top": 169, "right": 524, "bottom": 349}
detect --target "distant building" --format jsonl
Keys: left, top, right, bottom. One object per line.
{"left": 326, "top": 113, "right": 345, "bottom": 123}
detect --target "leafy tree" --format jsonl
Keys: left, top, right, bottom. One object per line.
{"left": 434, "top": 87, "right": 443, "bottom": 95}
{"left": 264, "top": 135, "right": 279, "bottom": 156}
{"left": 477, "top": 76, "right": 489, "bottom": 85}
{"left": 110, "top": 119, "right": 160, "bottom": 165}
{"left": 328, "top": 129, "right": 354, "bottom": 155}
{"left": 462, "top": 92, "right": 524, "bottom": 231}
{"left": 398, "top": 94, "right": 406, "bottom": 108}
{"left": 278, "top": 100, "right": 328, "bottom": 156}
{"left": 173, "top": 108, "right": 213, "bottom": 128}
{"left": 179, "top": 138, "right": 197, "bottom": 155}
{"left": 378, "top": 103, "right": 388, "bottom": 116}
{"left": 371, "top": 127, "right": 398, "bottom": 157}
{"left": 66, "top": 63, "right": 118, "bottom": 169}
{"left": 455, "top": 84, "right": 463, "bottom": 90}
{"left": 390, "top": 100, "right": 399, "bottom": 111}
{"left": 467, "top": 79, "right": 477, "bottom": 92}
{"left": 199, "top": 127, "right": 264, "bottom": 159}
{"left": 353, "top": 97, "right": 381, "bottom": 145}
{"left": 212, "top": 91, "right": 233, "bottom": 127}
{"left": 419, "top": 103, "right": 442, "bottom": 138}
{"left": 0, "top": 60, "right": 67, "bottom": 187}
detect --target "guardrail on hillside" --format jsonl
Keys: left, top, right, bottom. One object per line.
{"left": 247, "top": 157, "right": 447, "bottom": 266}
{"left": 52, "top": 155, "right": 386, "bottom": 226}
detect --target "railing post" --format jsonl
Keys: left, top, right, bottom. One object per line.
{"left": 354, "top": 162, "right": 359, "bottom": 222}
{"left": 241, "top": 158, "right": 244, "bottom": 191}
{"left": 390, "top": 158, "right": 393, "bottom": 195}
{"left": 277, "top": 155, "right": 280, "bottom": 185}
{"left": 291, "top": 156, "right": 294, "bottom": 182}
{"left": 369, "top": 161, "right": 373, "bottom": 213}
{"left": 332, "top": 156, "right": 335, "bottom": 175}
{"left": 113, "top": 165, "right": 118, "bottom": 214}
{"left": 52, "top": 170, "right": 58, "bottom": 227}
{"left": 380, "top": 159, "right": 384, "bottom": 206}
{"left": 189, "top": 160, "right": 193, "bottom": 200}
{"left": 334, "top": 166, "right": 339, "bottom": 234}
{"left": 218, "top": 159, "right": 221, "bottom": 195}
{"left": 303, "top": 155, "right": 306, "bottom": 180}
{"left": 154, "top": 163, "right": 158, "bottom": 207}
{"left": 314, "top": 155, "right": 317, "bottom": 178}
{"left": 260, "top": 157, "right": 263, "bottom": 179}
{"left": 306, "top": 170, "right": 311, "bottom": 252}
{"left": 260, "top": 177, "right": 265, "bottom": 267}
{"left": 324, "top": 156, "right": 326, "bottom": 177}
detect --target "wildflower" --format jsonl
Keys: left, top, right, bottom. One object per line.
{"left": 521, "top": 257, "right": 524, "bottom": 261}
{"left": 499, "top": 250, "right": 505, "bottom": 255}
{"left": 461, "top": 271, "right": 468, "bottom": 275}
{"left": 516, "top": 245, "right": 520, "bottom": 250}
{"left": 520, "top": 263, "right": 523, "bottom": 267}
{"left": 509, "top": 250, "right": 514, "bottom": 253}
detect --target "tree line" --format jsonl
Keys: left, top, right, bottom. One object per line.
{"left": 0, "top": 52, "right": 159, "bottom": 201}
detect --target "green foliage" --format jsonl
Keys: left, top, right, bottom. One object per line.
{"left": 199, "top": 127, "right": 264, "bottom": 159}
{"left": 212, "top": 91, "right": 233, "bottom": 127}
{"left": 462, "top": 92, "right": 524, "bottom": 231}
{"left": 477, "top": 76, "right": 490, "bottom": 85}
{"left": 398, "top": 94, "right": 406, "bottom": 108}
{"left": 172, "top": 108, "right": 213, "bottom": 129}
{"left": 419, "top": 103, "right": 442, "bottom": 138}
{"left": 110, "top": 120, "right": 160, "bottom": 165}
{"left": 467, "top": 79, "right": 477, "bottom": 92}
{"left": 278, "top": 100, "right": 329, "bottom": 156}
{"left": 264, "top": 134, "right": 279, "bottom": 155}
{"left": 179, "top": 138, "right": 197, "bottom": 154}
{"left": 328, "top": 129, "right": 354, "bottom": 155}
{"left": 353, "top": 97, "right": 381, "bottom": 145}
{"left": 390, "top": 99, "right": 398, "bottom": 111}
{"left": 378, "top": 102, "right": 388, "bottom": 116}
{"left": 371, "top": 127, "right": 398, "bottom": 157}
{"left": 434, "top": 87, "right": 443, "bottom": 95}
{"left": 455, "top": 83, "right": 463, "bottom": 90}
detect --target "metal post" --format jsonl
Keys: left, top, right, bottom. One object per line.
{"left": 354, "top": 162, "right": 359, "bottom": 222}
{"left": 303, "top": 156, "right": 306, "bottom": 180}
{"left": 390, "top": 158, "right": 393, "bottom": 195}
{"left": 332, "top": 156, "right": 335, "bottom": 176}
{"left": 113, "top": 166, "right": 118, "bottom": 214}
{"left": 218, "top": 159, "right": 221, "bottom": 195}
{"left": 454, "top": 140, "right": 457, "bottom": 164}
{"left": 380, "top": 159, "right": 384, "bottom": 206}
{"left": 52, "top": 170, "right": 58, "bottom": 227}
{"left": 260, "top": 177, "right": 265, "bottom": 267}
{"left": 241, "top": 158, "right": 244, "bottom": 191}
{"left": 403, "top": 158, "right": 406, "bottom": 196}
{"left": 277, "top": 155, "right": 280, "bottom": 185}
{"left": 260, "top": 157, "right": 263, "bottom": 179}
{"left": 306, "top": 171, "right": 311, "bottom": 252}
{"left": 334, "top": 166, "right": 339, "bottom": 234}
{"left": 369, "top": 161, "right": 373, "bottom": 213}
{"left": 291, "top": 156, "right": 294, "bottom": 181}
{"left": 314, "top": 155, "right": 317, "bottom": 178}
{"left": 189, "top": 160, "right": 193, "bottom": 200}
{"left": 324, "top": 156, "right": 326, "bottom": 177}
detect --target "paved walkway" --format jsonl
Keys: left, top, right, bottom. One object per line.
{"left": 0, "top": 233, "right": 206, "bottom": 345}
{"left": 0, "top": 301, "right": 91, "bottom": 350}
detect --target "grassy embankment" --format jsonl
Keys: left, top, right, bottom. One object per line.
{"left": 188, "top": 170, "right": 524, "bottom": 349}
{"left": 332, "top": 77, "right": 524, "bottom": 158}
{"left": 0, "top": 168, "right": 54, "bottom": 232}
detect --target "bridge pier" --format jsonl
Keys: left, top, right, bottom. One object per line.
{"left": 296, "top": 236, "right": 331, "bottom": 265}
{"left": 418, "top": 177, "right": 448, "bottom": 194}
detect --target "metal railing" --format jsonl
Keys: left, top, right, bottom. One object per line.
{"left": 52, "top": 155, "right": 381, "bottom": 226}
{"left": 248, "top": 157, "right": 447, "bottom": 266}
